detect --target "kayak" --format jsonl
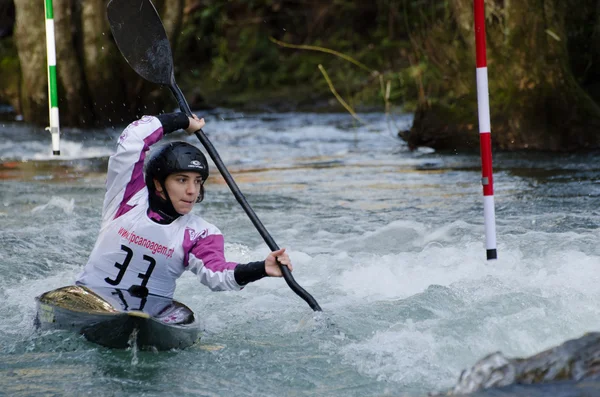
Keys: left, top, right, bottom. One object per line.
{"left": 34, "top": 285, "right": 201, "bottom": 350}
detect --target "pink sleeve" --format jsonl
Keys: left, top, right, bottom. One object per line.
{"left": 184, "top": 233, "right": 241, "bottom": 291}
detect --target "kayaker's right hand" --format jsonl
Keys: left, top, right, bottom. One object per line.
{"left": 185, "top": 115, "right": 205, "bottom": 134}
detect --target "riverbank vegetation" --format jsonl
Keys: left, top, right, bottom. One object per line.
{"left": 1, "top": 0, "right": 599, "bottom": 151}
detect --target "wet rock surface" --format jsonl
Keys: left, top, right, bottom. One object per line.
{"left": 431, "top": 333, "right": 600, "bottom": 396}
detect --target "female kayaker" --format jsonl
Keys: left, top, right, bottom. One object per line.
{"left": 76, "top": 113, "right": 292, "bottom": 301}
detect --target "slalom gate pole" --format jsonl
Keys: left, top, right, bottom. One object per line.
{"left": 474, "top": 0, "right": 497, "bottom": 260}
{"left": 44, "top": 0, "right": 60, "bottom": 155}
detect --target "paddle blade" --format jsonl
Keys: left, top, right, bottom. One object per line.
{"left": 107, "top": 0, "right": 174, "bottom": 86}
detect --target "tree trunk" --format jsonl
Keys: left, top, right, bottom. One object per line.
{"left": 404, "top": 0, "right": 600, "bottom": 151}
{"left": 161, "top": 0, "right": 185, "bottom": 53}
{"left": 53, "top": 0, "right": 94, "bottom": 126}
{"left": 80, "top": 0, "right": 128, "bottom": 125}
{"left": 13, "top": 0, "right": 46, "bottom": 124}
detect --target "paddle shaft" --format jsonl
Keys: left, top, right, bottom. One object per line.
{"left": 169, "top": 86, "right": 322, "bottom": 312}
{"left": 106, "top": 0, "right": 321, "bottom": 312}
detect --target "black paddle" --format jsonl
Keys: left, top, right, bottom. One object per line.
{"left": 107, "top": 0, "right": 321, "bottom": 312}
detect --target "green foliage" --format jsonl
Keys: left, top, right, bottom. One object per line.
{"left": 5, "top": 0, "right": 597, "bottom": 120}
{"left": 173, "top": 0, "right": 427, "bottom": 110}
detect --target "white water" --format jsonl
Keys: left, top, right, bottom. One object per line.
{"left": 1, "top": 111, "right": 599, "bottom": 396}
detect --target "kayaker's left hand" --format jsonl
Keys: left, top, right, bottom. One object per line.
{"left": 265, "top": 248, "right": 293, "bottom": 277}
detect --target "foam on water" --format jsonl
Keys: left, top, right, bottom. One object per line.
{"left": 168, "top": 216, "right": 600, "bottom": 394}
{"left": 1, "top": 112, "right": 599, "bottom": 396}
{"left": 0, "top": 137, "right": 114, "bottom": 162}
{"left": 324, "top": 225, "right": 598, "bottom": 391}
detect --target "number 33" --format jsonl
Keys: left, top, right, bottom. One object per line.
{"left": 105, "top": 244, "right": 156, "bottom": 287}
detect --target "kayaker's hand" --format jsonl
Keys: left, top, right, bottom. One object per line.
{"left": 265, "top": 248, "right": 293, "bottom": 277}
{"left": 185, "top": 114, "right": 205, "bottom": 134}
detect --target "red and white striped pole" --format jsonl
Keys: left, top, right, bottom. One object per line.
{"left": 474, "top": 0, "right": 497, "bottom": 260}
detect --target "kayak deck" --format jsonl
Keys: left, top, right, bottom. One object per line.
{"left": 35, "top": 285, "right": 201, "bottom": 350}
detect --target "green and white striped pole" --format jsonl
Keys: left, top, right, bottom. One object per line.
{"left": 44, "top": 0, "right": 60, "bottom": 155}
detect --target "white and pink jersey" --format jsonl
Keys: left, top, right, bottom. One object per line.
{"left": 76, "top": 116, "right": 241, "bottom": 298}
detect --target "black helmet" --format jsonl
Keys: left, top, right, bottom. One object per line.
{"left": 145, "top": 141, "right": 209, "bottom": 203}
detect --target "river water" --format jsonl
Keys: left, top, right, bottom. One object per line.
{"left": 0, "top": 111, "right": 599, "bottom": 396}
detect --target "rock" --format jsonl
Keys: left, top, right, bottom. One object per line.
{"left": 438, "top": 332, "right": 600, "bottom": 396}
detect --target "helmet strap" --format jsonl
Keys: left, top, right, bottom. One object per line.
{"left": 147, "top": 180, "right": 181, "bottom": 224}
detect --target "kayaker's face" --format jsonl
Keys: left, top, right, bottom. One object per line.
{"left": 155, "top": 172, "right": 203, "bottom": 214}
